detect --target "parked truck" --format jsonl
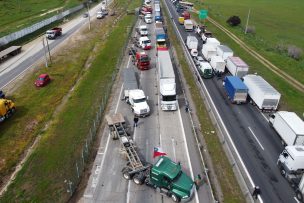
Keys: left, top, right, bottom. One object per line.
{"left": 133, "top": 51, "right": 150, "bottom": 70}
{"left": 186, "top": 36, "right": 198, "bottom": 57}
{"left": 181, "top": 11, "right": 190, "bottom": 20}
{"left": 226, "top": 56, "right": 249, "bottom": 78}
{"left": 201, "top": 45, "right": 216, "bottom": 61}
{"left": 216, "top": 45, "right": 233, "bottom": 61}
{"left": 137, "top": 25, "right": 148, "bottom": 36}
{"left": 224, "top": 76, "right": 248, "bottom": 104}
{"left": 136, "top": 36, "right": 152, "bottom": 50}
{"left": 269, "top": 111, "right": 304, "bottom": 146}
{"left": 243, "top": 74, "right": 281, "bottom": 111}
{"left": 210, "top": 56, "right": 225, "bottom": 73}
{"left": 201, "top": 31, "right": 212, "bottom": 44}
{"left": 46, "top": 27, "right": 62, "bottom": 39}
{"left": 277, "top": 145, "right": 304, "bottom": 202}
{"left": 158, "top": 50, "right": 178, "bottom": 111}
{"left": 205, "top": 37, "right": 220, "bottom": 49}
{"left": 123, "top": 69, "right": 150, "bottom": 117}
{"left": 0, "top": 46, "right": 22, "bottom": 63}
{"left": 197, "top": 62, "right": 213, "bottom": 79}
{"left": 0, "top": 99, "right": 16, "bottom": 122}
{"left": 155, "top": 27, "right": 167, "bottom": 50}
{"left": 184, "top": 19, "right": 193, "bottom": 32}
{"left": 106, "top": 113, "right": 195, "bottom": 202}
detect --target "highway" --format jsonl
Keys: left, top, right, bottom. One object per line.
{"left": 162, "top": 0, "right": 298, "bottom": 202}
{"left": 0, "top": 2, "right": 106, "bottom": 89}
{"left": 82, "top": 4, "right": 214, "bottom": 203}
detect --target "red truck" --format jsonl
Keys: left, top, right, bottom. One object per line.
{"left": 182, "top": 11, "right": 190, "bottom": 20}
{"left": 134, "top": 52, "right": 150, "bottom": 70}
{"left": 46, "top": 27, "right": 62, "bottom": 39}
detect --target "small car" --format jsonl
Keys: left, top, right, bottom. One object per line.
{"left": 193, "top": 56, "right": 205, "bottom": 66}
{"left": 0, "top": 90, "right": 5, "bottom": 99}
{"left": 35, "top": 74, "right": 51, "bottom": 87}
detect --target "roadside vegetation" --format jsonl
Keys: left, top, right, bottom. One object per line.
{"left": 191, "top": 0, "right": 304, "bottom": 85}
{"left": 0, "top": 0, "right": 139, "bottom": 201}
{"left": 162, "top": 4, "right": 245, "bottom": 203}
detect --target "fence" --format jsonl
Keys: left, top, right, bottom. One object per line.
{"left": 0, "top": 5, "right": 84, "bottom": 46}
{"left": 63, "top": 12, "right": 138, "bottom": 198}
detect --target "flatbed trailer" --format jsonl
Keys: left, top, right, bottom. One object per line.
{"left": 0, "top": 46, "right": 22, "bottom": 63}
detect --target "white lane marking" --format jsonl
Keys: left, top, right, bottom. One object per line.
{"left": 248, "top": 127, "right": 264, "bottom": 150}
{"left": 171, "top": 137, "right": 176, "bottom": 162}
{"left": 260, "top": 111, "right": 269, "bottom": 122}
{"left": 177, "top": 106, "right": 199, "bottom": 203}
{"left": 294, "top": 196, "right": 300, "bottom": 203}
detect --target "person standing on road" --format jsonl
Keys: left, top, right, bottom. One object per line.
{"left": 252, "top": 186, "right": 261, "bottom": 199}
{"left": 194, "top": 174, "right": 203, "bottom": 189}
{"left": 133, "top": 116, "right": 139, "bottom": 127}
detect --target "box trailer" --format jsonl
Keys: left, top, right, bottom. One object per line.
{"left": 202, "top": 45, "right": 216, "bottom": 61}
{"left": 226, "top": 56, "right": 249, "bottom": 78}
{"left": 243, "top": 74, "right": 281, "bottom": 111}
{"left": 224, "top": 76, "right": 248, "bottom": 104}
{"left": 217, "top": 45, "right": 233, "bottom": 61}
{"left": 269, "top": 111, "right": 304, "bottom": 146}
{"left": 184, "top": 19, "right": 193, "bottom": 31}
{"left": 205, "top": 37, "right": 220, "bottom": 49}
{"left": 186, "top": 36, "right": 198, "bottom": 50}
{"left": 210, "top": 56, "right": 225, "bottom": 73}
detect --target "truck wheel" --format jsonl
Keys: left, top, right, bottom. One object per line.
{"left": 122, "top": 168, "right": 132, "bottom": 180}
{"left": 171, "top": 194, "right": 180, "bottom": 202}
{"left": 133, "top": 173, "right": 144, "bottom": 185}
{"left": 296, "top": 189, "right": 303, "bottom": 202}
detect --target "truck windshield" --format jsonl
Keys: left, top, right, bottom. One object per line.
{"left": 133, "top": 98, "right": 146, "bottom": 103}
{"left": 144, "top": 40, "right": 151, "bottom": 44}
{"left": 141, "top": 28, "right": 148, "bottom": 31}
{"left": 46, "top": 31, "right": 54, "bottom": 34}
{"left": 141, "top": 56, "right": 149, "bottom": 62}
{"left": 163, "top": 95, "right": 176, "bottom": 101}
{"left": 157, "top": 41, "right": 166, "bottom": 46}
{"left": 204, "top": 69, "right": 212, "bottom": 75}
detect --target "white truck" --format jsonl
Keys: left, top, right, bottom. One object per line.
{"left": 243, "top": 74, "right": 281, "bottom": 111}
{"left": 210, "top": 56, "right": 225, "bottom": 73}
{"left": 205, "top": 37, "right": 220, "bottom": 49}
{"left": 269, "top": 111, "right": 304, "bottom": 146}
{"left": 144, "top": 14, "right": 152, "bottom": 24}
{"left": 202, "top": 45, "right": 216, "bottom": 61}
{"left": 123, "top": 69, "right": 150, "bottom": 117}
{"left": 137, "top": 25, "right": 148, "bottom": 36}
{"left": 137, "top": 36, "right": 152, "bottom": 50}
{"left": 158, "top": 50, "right": 178, "bottom": 111}
{"left": 226, "top": 56, "right": 249, "bottom": 78}
{"left": 277, "top": 146, "right": 304, "bottom": 202}
{"left": 216, "top": 45, "right": 233, "bottom": 61}
{"left": 186, "top": 36, "right": 198, "bottom": 57}
{"left": 184, "top": 19, "right": 194, "bottom": 32}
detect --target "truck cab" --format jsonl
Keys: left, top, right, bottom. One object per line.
{"left": 150, "top": 156, "right": 195, "bottom": 202}
{"left": 0, "top": 99, "right": 16, "bottom": 122}
{"left": 138, "top": 25, "right": 148, "bottom": 36}
{"left": 135, "top": 51, "right": 150, "bottom": 70}
{"left": 138, "top": 36, "right": 152, "bottom": 50}
{"left": 144, "top": 14, "right": 152, "bottom": 24}
{"left": 198, "top": 62, "right": 213, "bottom": 79}
{"left": 128, "top": 89, "right": 150, "bottom": 117}
{"left": 46, "top": 27, "right": 62, "bottom": 40}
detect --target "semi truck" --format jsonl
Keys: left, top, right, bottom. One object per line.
{"left": 205, "top": 37, "right": 220, "bottom": 49}
{"left": 181, "top": 11, "right": 190, "bottom": 20}
{"left": 197, "top": 62, "right": 213, "bottom": 79}
{"left": 123, "top": 69, "right": 150, "bottom": 117}
{"left": 155, "top": 11, "right": 162, "bottom": 22}
{"left": 137, "top": 25, "right": 148, "bottom": 36}
{"left": 158, "top": 50, "right": 178, "bottom": 111}
{"left": 106, "top": 113, "right": 195, "bottom": 202}
{"left": 210, "top": 56, "right": 225, "bottom": 73}
{"left": 46, "top": 27, "right": 62, "bottom": 39}
{"left": 269, "top": 111, "right": 304, "bottom": 146}
{"left": 224, "top": 76, "right": 248, "bottom": 104}
{"left": 277, "top": 145, "right": 304, "bottom": 202}
{"left": 0, "top": 46, "right": 22, "bottom": 63}
{"left": 155, "top": 27, "right": 167, "bottom": 50}
{"left": 216, "top": 45, "right": 233, "bottom": 61}
{"left": 186, "top": 36, "right": 198, "bottom": 57}
{"left": 0, "top": 99, "right": 16, "bottom": 122}
{"left": 133, "top": 51, "right": 150, "bottom": 70}
{"left": 226, "top": 56, "right": 249, "bottom": 78}
{"left": 243, "top": 74, "right": 281, "bottom": 111}
{"left": 184, "top": 20, "right": 193, "bottom": 32}
{"left": 201, "top": 45, "right": 216, "bottom": 61}
{"left": 136, "top": 36, "right": 152, "bottom": 50}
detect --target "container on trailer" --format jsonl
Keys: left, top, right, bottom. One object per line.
{"left": 226, "top": 56, "right": 249, "bottom": 78}
{"left": 224, "top": 76, "right": 248, "bottom": 104}
{"left": 243, "top": 74, "right": 281, "bottom": 111}
{"left": 216, "top": 45, "right": 233, "bottom": 61}
{"left": 210, "top": 56, "right": 225, "bottom": 73}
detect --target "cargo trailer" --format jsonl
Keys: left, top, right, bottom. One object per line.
{"left": 201, "top": 45, "right": 216, "bottom": 61}
{"left": 224, "top": 76, "right": 248, "bottom": 104}
{"left": 226, "top": 56, "right": 249, "bottom": 78}
{"left": 205, "top": 37, "right": 220, "bottom": 49}
{"left": 210, "top": 56, "right": 225, "bottom": 73}
{"left": 217, "top": 45, "right": 233, "bottom": 61}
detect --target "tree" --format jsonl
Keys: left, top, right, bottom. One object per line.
{"left": 226, "top": 16, "right": 241, "bottom": 26}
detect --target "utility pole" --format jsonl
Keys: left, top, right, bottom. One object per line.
{"left": 42, "top": 38, "right": 48, "bottom": 68}
{"left": 87, "top": 3, "right": 91, "bottom": 31}
{"left": 245, "top": 9, "right": 251, "bottom": 34}
{"left": 45, "top": 37, "right": 52, "bottom": 64}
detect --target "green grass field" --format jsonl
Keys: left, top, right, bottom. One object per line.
{"left": 192, "top": 0, "right": 304, "bottom": 85}
{"left": 0, "top": 0, "right": 82, "bottom": 37}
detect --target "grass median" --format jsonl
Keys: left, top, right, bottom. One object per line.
{"left": 0, "top": 0, "right": 140, "bottom": 201}
{"left": 162, "top": 4, "right": 245, "bottom": 203}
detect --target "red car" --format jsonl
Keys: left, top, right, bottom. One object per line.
{"left": 35, "top": 74, "right": 50, "bottom": 87}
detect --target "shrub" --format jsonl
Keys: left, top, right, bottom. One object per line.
{"left": 287, "top": 45, "right": 302, "bottom": 60}
{"left": 226, "top": 16, "right": 241, "bottom": 26}
{"left": 246, "top": 26, "right": 255, "bottom": 34}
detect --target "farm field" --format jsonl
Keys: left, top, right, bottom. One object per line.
{"left": 0, "top": 0, "right": 82, "bottom": 37}
{"left": 192, "top": 0, "right": 304, "bottom": 85}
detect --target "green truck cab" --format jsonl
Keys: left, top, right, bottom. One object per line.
{"left": 148, "top": 156, "right": 195, "bottom": 202}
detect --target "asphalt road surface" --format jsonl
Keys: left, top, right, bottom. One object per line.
{"left": 163, "top": 0, "right": 298, "bottom": 202}
{"left": 82, "top": 6, "right": 214, "bottom": 203}
{"left": 0, "top": 2, "right": 108, "bottom": 89}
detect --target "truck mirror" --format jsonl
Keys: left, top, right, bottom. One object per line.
{"left": 146, "top": 96, "right": 149, "bottom": 100}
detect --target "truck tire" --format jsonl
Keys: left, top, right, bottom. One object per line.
{"left": 122, "top": 168, "right": 132, "bottom": 180}
{"left": 171, "top": 194, "right": 180, "bottom": 202}
{"left": 133, "top": 173, "right": 144, "bottom": 185}
{"left": 296, "top": 189, "right": 303, "bottom": 202}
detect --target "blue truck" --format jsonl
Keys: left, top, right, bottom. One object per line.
{"left": 155, "top": 27, "right": 167, "bottom": 50}
{"left": 155, "top": 11, "right": 162, "bottom": 22}
{"left": 224, "top": 76, "right": 248, "bottom": 104}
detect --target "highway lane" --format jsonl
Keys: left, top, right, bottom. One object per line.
{"left": 163, "top": 0, "right": 297, "bottom": 202}
{"left": 0, "top": 2, "right": 107, "bottom": 89}
{"left": 83, "top": 4, "right": 214, "bottom": 202}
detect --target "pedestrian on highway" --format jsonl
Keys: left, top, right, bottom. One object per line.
{"left": 194, "top": 174, "right": 203, "bottom": 189}
{"left": 133, "top": 116, "right": 139, "bottom": 127}
{"left": 185, "top": 103, "right": 189, "bottom": 113}
{"left": 252, "top": 186, "right": 261, "bottom": 199}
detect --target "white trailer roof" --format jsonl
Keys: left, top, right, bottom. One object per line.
{"left": 158, "top": 51, "right": 175, "bottom": 79}
{"left": 277, "top": 111, "right": 304, "bottom": 135}
{"left": 228, "top": 56, "right": 248, "bottom": 67}
{"left": 217, "top": 45, "right": 232, "bottom": 53}
{"left": 184, "top": 19, "right": 193, "bottom": 24}
{"left": 286, "top": 146, "right": 304, "bottom": 158}
{"left": 206, "top": 38, "right": 220, "bottom": 45}
{"left": 211, "top": 55, "right": 225, "bottom": 63}
{"left": 244, "top": 74, "right": 280, "bottom": 96}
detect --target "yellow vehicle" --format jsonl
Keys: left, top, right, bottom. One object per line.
{"left": 0, "top": 99, "right": 15, "bottom": 122}
{"left": 178, "top": 17, "right": 184, "bottom": 25}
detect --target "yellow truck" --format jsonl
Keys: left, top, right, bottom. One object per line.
{"left": 178, "top": 17, "right": 184, "bottom": 25}
{"left": 0, "top": 99, "right": 15, "bottom": 122}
